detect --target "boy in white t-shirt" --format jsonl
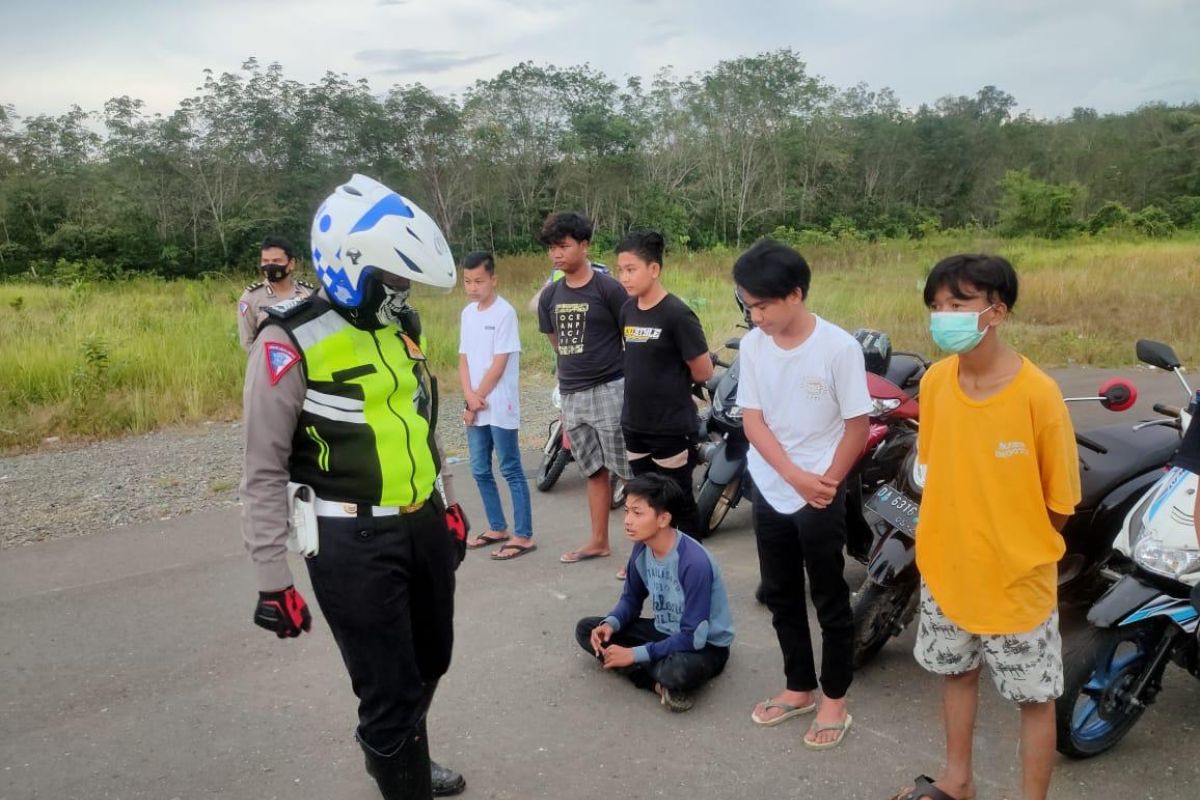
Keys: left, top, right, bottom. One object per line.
{"left": 458, "top": 252, "right": 535, "bottom": 560}
{"left": 734, "top": 240, "right": 872, "bottom": 750}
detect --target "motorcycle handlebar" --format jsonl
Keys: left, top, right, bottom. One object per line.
{"left": 1153, "top": 403, "right": 1181, "bottom": 418}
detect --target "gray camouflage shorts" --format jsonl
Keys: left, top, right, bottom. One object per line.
{"left": 914, "top": 583, "right": 1063, "bottom": 704}
{"left": 561, "top": 378, "right": 632, "bottom": 480}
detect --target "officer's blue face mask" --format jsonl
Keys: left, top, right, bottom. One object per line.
{"left": 929, "top": 305, "right": 994, "bottom": 354}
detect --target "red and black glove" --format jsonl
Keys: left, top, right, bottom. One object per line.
{"left": 444, "top": 502, "right": 469, "bottom": 567}
{"left": 253, "top": 586, "right": 312, "bottom": 638}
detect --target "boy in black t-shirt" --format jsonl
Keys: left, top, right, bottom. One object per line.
{"left": 617, "top": 230, "right": 713, "bottom": 542}
{"left": 537, "top": 212, "right": 633, "bottom": 565}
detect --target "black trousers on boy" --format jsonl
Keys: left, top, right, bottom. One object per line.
{"left": 752, "top": 485, "right": 853, "bottom": 699}
{"left": 574, "top": 616, "right": 729, "bottom": 693}
{"left": 625, "top": 430, "right": 700, "bottom": 537}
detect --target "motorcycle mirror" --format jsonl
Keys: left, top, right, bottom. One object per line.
{"left": 1135, "top": 340, "right": 1182, "bottom": 371}
{"left": 725, "top": 338, "right": 741, "bottom": 350}
{"left": 1098, "top": 378, "right": 1138, "bottom": 412}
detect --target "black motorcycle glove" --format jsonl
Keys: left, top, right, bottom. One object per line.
{"left": 253, "top": 586, "right": 313, "bottom": 638}
{"left": 444, "top": 502, "right": 469, "bottom": 567}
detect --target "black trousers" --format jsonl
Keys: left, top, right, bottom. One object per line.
{"left": 625, "top": 432, "right": 700, "bottom": 537}
{"left": 752, "top": 486, "right": 853, "bottom": 699}
{"left": 574, "top": 616, "right": 729, "bottom": 693}
{"left": 305, "top": 502, "right": 456, "bottom": 755}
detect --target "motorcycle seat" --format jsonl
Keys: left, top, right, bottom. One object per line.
{"left": 885, "top": 356, "right": 924, "bottom": 392}
{"left": 1077, "top": 422, "right": 1180, "bottom": 509}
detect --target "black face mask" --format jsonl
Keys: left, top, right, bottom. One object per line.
{"left": 262, "top": 265, "right": 288, "bottom": 283}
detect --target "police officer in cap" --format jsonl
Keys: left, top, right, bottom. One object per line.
{"left": 237, "top": 235, "right": 316, "bottom": 352}
{"left": 241, "top": 175, "right": 468, "bottom": 798}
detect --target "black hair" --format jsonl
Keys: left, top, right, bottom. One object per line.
{"left": 462, "top": 251, "right": 495, "bottom": 275}
{"left": 538, "top": 212, "right": 593, "bottom": 246}
{"left": 624, "top": 473, "right": 684, "bottom": 522}
{"left": 261, "top": 235, "right": 295, "bottom": 261}
{"left": 731, "top": 238, "right": 811, "bottom": 301}
{"left": 615, "top": 230, "right": 665, "bottom": 266}
{"left": 923, "top": 254, "right": 1019, "bottom": 310}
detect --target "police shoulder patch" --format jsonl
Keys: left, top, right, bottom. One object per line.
{"left": 238, "top": 300, "right": 250, "bottom": 317}
{"left": 245, "top": 281, "right": 265, "bottom": 292}
{"left": 264, "top": 341, "right": 301, "bottom": 386}
{"left": 265, "top": 296, "right": 313, "bottom": 320}
{"left": 297, "top": 279, "right": 316, "bottom": 290}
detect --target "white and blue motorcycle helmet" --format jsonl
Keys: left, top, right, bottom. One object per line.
{"left": 311, "top": 174, "right": 455, "bottom": 328}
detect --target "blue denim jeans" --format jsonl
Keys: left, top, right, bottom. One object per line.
{"left": 466, "top": 424, "right": 533, "bottom": 539}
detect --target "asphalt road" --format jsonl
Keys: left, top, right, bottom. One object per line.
{"left": 3, "top": 367, "right": 1197, "bottom": 800}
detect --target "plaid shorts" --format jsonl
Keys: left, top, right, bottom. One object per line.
{"left": 561, "top": 378, "right": 632, "bottom": 480}
{"left": 914, "top": 583, "right": 1063, "bottom": 704}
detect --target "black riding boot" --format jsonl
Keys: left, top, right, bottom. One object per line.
{"left": 431, "top": 759, "right": 466, "bottom": 796}
{"left": 360, "top": 724, "right": 433, "bottom": 800}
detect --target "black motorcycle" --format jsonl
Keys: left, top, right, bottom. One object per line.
{"left": 694, "top": 336, "right": 750, "bottom": 539}
{"left": 850, "top": 376, "right": 1181, "bottom": 669}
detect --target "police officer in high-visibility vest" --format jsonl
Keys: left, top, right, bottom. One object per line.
{"left": 241, "top": 175, "right": 468, "bottom": 798}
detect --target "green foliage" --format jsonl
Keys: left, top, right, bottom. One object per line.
{"left": 1, "top": 55, "right": 1200, "bottom": 275}
{"left": 1130, "top": 205, "right": 1176, "bottom": 238}
{"left": 769, "top": 225, "right": 836, "bottom": 247}
{"left": 1087, "top": 201, "right": 1132, "bottom": 234}
{"left": 997, "top": 170, "right": 1084, "bottom": 239}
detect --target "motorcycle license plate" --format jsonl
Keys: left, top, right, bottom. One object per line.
{"left": 865, "top": 484, "right": 920, "bottom": 536}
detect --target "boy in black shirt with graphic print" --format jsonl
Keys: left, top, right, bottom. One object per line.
{"left": 538, "top": 212, "right": 633, "bottom": 565}
{"left": 617, "top": 230, "right": 713, "bottom": 540}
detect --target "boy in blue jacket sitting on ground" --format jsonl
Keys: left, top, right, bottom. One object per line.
{"left": 574, "top": 473, "right": 735, "bottom": 711}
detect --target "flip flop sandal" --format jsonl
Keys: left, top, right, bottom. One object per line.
{"left": 559, "top": 550, "right": 610, "bottom": 564}
{"left": 750, "top": 698, "right": 818, "bottom": 727}
{"left": 491, "top": 543, "right": 537, "bottom": 561}
{"left": 802, "top": 713, "right": 853, "bottom": 751}
{"left": 889, "top": 775, "right": 964, "bottom": 800}
{"left": 467, "top": 531, "right": 510, "bottom": 549}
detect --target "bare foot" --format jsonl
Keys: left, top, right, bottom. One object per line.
{"left": 751, "top": 689, "right": 816, "bottom": 724}
{"left": 804, "top": 697, "right": 848, "bottom": 747}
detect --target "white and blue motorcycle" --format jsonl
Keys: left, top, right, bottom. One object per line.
{"left": 1056, "top": 340, "right": 1199, "bottom": 758}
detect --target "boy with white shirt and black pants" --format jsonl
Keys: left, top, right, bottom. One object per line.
{"left": 458, "top": 252, "right": 535, "bottom": 560}
{"left": 734, "top": 240, "right": 872, "bottom": 751}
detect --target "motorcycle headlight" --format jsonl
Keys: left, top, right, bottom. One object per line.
{"left": 910, "top": 459, "right": 927, "bottom": 492}
{"left": 1133, "top": 536, "right": 1200, "bottom": 579}
{"left": 871, "top": 397, "right": 902, "bottom": 416}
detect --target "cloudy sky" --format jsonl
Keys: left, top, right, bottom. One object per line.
{"left": 3, "top": 0, "right": 1197, "bottom": 120}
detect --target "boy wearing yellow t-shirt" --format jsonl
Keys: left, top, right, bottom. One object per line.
{"left": 890, "top": 255, "right": 1081, "bottom": 800}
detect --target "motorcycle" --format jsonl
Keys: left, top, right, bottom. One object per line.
{"left": 693, "top": 335, "right": 750, "bottom": 539}
{"left": 1055, "top": 340, "right": 1198, "bottom": 758}
{"left": 534, "top": 385, "right": 626, "bottom": 509}
{"left": 850, "top": 372, "right": 1180, "bottom": 669}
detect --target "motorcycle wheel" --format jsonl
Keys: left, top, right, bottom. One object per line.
{"left": 696, "top": 475, "right": 742, "bottom": 539}
{"left": 535, "top": 433, "right": 571, "bottom": 492}
{"left": 851, "top": 580, "right": 918, "bottom": 669}
{"left": 1055, "top": 621, "right": 1165, "bottom": 759}
{"left": 610, "top": 474, "right": 627, "bottom": 509}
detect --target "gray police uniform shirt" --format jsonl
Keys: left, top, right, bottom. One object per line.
{"left": 241, "top": 297, "right": 456, "bottom": 592}
{"left": 237, "top": 279, "right": 315, "bottom": 352}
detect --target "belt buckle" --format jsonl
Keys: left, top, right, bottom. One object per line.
{"left": 341, "top": 502, "right": 357, "bottom": 515}
{"left": 400, "top": 502, "right": 424, "bottom": 515}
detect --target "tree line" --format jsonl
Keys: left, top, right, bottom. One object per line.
{"left": 1, "top": 49, "right": 1198, "bottom": 279}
